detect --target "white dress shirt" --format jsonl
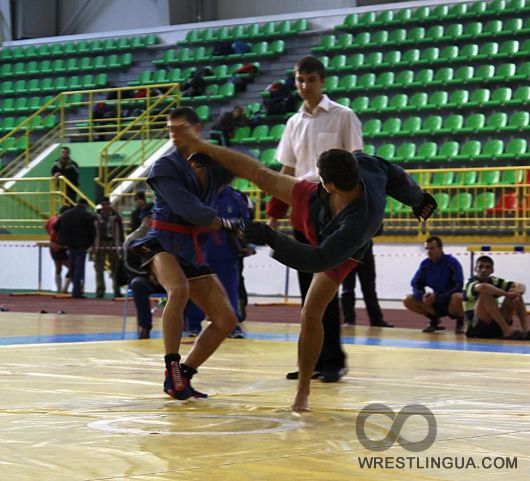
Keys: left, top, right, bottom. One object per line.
{"left": 275, "top": 95, "right": 364, "bottom": 181}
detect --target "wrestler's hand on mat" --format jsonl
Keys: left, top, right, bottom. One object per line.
{"left": 244, "top": 221, "right": 276, "bottom": 247}
{"left": 413, "top": 192, "right": 437, "bottom": 222}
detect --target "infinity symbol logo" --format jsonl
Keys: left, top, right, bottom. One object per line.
{"left": 356, "top": 403, "right": 437, "bottom": 452}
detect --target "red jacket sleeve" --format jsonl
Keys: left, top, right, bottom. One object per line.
{"left": 266, "top": 197, "right": 289, "bottom": 219}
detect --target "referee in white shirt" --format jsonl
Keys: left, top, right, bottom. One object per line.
{"left": 266, "top": 56, "right": 364, "bottom": 383}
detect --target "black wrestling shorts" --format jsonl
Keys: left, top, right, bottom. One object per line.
{"left": 130, "top": 238, "right": 213, "bottom": 280}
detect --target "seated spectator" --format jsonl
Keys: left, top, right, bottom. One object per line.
{"left": 210, "top": 106, "right": 249, "bottom": 146}
{"left": 51, "top": 147, "right": 79, "bottom": 205}
{"left": 403, "top": 236, "right": 465, "bottom": 333}
{"left": 181, "top": 70, "right": 206, "bottom": 97}
{"left": 262, "top": 74, "right": 298, "bottom": 116}
{"left": 464, "top": 255, "right": 527, "bottom": 340}
{"left": 212, "top": 41, "right": 233, "bottom": 56}
{"left": 232, "top": 39, "right": 251, "bottom": 54}
{"left": 123, "top": 203, "right": 164, "bottom": 339}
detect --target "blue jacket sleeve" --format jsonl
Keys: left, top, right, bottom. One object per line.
{"left": 411, "top": 264, "right": 426, "bottom": 300}
{"left": 149, "top": 176, "right": 217, "bottom": 227}
{"left": 438, "top": 256, "right": 464, "bottom": 301}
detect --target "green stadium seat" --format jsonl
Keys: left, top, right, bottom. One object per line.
{"left": 232, "top": 126, "right": 251, "bottom": 143}
{"left": 426, "top": 25, "right": 444, "bottom": 43}
{"left": 504, "top": 17, "right": 524, "bottom": 34}
{"left": 432, "top": 5, "right": 449, "bottom": 19}
{"left": 313, "top": 35, "right": 335, "bottom": 52}
{"left": 434, "top": 141, "right": 459, "bottom": 161}
{"left": 261, "top": 149, "right": 280, "bottom": 168}
{"left": 153, "top": 69, "right": 169, "bottom": 84}
{"left": 406, "top": 27, "right": 426, "bottom": 44}
{"left": 432, "top": 67, "right": 453, "bottom": 86}
{"left": 14, "top": 79, "right": 26, "bottom": 93}
{"left": 413, "top": 142, "right": 437, "bottom": 162}
{"left": 337, "top": 74, "right": 356, "bottom": 92}
{"left": 293, "top": 19, "right": 309, "bottom": 33}
{"left": 457, "top": 44, "right": 479, "bottom": 62}
{"left": 499, "top": 169, "right": 524, "bottom": 184}
{"left": 0, "top": 63, "right": 13, "bottom": 77}
{"left": 14, "top": 136, "right": 29, "bottom": 152}
{"left": 77, "top": 40, "right": 91, "bottom": 54}
{"left": 453, "top": 65, "right": 474, "bottom": 84}
{"left": 469, "top": 192, "right": 496, "bottom": 214}
{"left": 494, "top": 62, "right": 517, "bottom": 81}
{"left": 117, "top": 37, "right": 131, "bottom": 50}
{"left": 412, "top": 69, "right": 434, "bottom": 87}
{"left": 499, "top": 138, "right": 528, "bottom": 160}
{"left": 439, "top": 114, "right": 463, "bottom": 135}
{"left": 52, "top": 59, "right": 66, "bottom": 73}
{"left": 375, "top": 71, "right": 395, "bottom": 89}
{"left": 420, "top": 47, "right": 440, "bottom": 64}
{"left": 508, "top": 86, "right": 528, "bottom": 106}
{"left": 426, "top": 90, "right": 448, "bottom": 109}
{"left": 108, "top": 54, "right": 122, "bottom": 68}
{"left": 368, "top": 95, "right": 388, "bottom": 113}
{"left": 488, "top": 86, "right": 513, "bottom": 106}
{"left": 440, "top": 45, "right": 459, "bottom": 63}
{"left": 413, "top": 5, "right": 431, "bottom": 22}
{"left": 359, "top": 11, "right": 377, "bottom": 26}
{"left": 475, "top": 64, "right": 495, "bottom": 83}
{"left": 401, "top": 48, "right": 420, "bottom": 66}
{"left": 447, "top": 192, "right": 473, "bottom": 215}
{"left": 364, "top": 119, "right": 382, "bottom": 137}
{"left": 407, "top": 92, "right": 428, "bottom": 110}
{"left": 103, "top": 38, "right": 118, "bottom": 51}
{"left": 329, "top": 54, "right": 347, "bottom": 71}
{"left": 394, "top": 142, "right": 416, "bottom": 162}
{"left": 431, "top": 171, "right": 454, "bottom": 186}
{"left": 0, "top": 117, "right": 15, "bottom": 132}
{"left": 468, "top": 88, "right": 491, "bottom": 107}
{"left": 420, "top": 115, "right": 443, "bottom": 134}
{"left": 453, "top": 171, "right": 477, "bottom": 186}
{"left": 374, "top": 9, "right": 394, "bottom": 26}
{"left": 514, "top": 61, "right": 530, "bottom": 81}
{"left": 336, "top": 97, "right": 351, "bottom": 108}
{"left": 129, "top": 70, "right": 152, "bottom": 86}
{"left": 462, "top": 21, "right": 483, "bottom": 40}
{"left": 241, "top": 125, "right": 269, "bottom": 143}
{"left": 1, "top": 80, "right": 14, "bottom": 94}
{"left": 387, "top": 93, "right": 408, "bottom": 111}
{"left": 352, "top": 96, "right": 369, "bottom": 112}
{"left": 483, "top": 112, "right": 508, "bottom": 133}
{"left": 477, "top": 141, "right": 504, "bottom": 161}
{"left": 40, "top": 77, "right": 54, "bottom": 93}
{"left": 381, "top": 118, "right": 401, "bottom": 137}
{"left": 365, "top": 51, "right": 383, "bottom": 68}
{"left": 79, "top": 57, "right": 93, "bottom": 71}
{"left": 363, "top": 144, "right": 375, "bottom": 155}
{"left": 323, "top": 76, "right": 339, "bottom": 92}
{"left": 1, "top": 98, "right": 15, "bottom": 113}
{"left": 347, "top": 53, "right": 364, "bottom": 69}
{"left": 377, "top": 144, "right": 395, "bottom": 160}
{"left": 506, "top": 0, "right": 529, "bottom": 14}
{"left": 14, "top": 97, "right": 28, "bottom": 112}
{"left": 26, "top": 61, "right": 39, "bottom": 75}
{"left": 478, "top": 170, "right": 501, "bottom": 184}
{"left": 454, "top": 140, "right": 482, "bottom": 161}
{"left": 498, "top": 39, "right": 520, "bottom": 58}
{"left": 433, "top": 193, "right": 450, "bottom": 213}
{"left": 388, "top": 28, "right": 407, "bottom": 46}
{"left": 443, "top": 23, "right": 464, "bottom": 41}
{"left": 461, "top": 113, "right": 486, "bottom": 134}
{"left": 477, "top": 42, "right": 499, "bottom": 60}
{"left": 381, "top": 50, "right": 401, "bottom": 68}
{"left": 504, "top": 111, "right": 530, "bottom": 132}
{"left": 470, "top": 1, "right": 488, "bottom": 16}
{"left": 371, "top": 30, "right": 389, "bottom": 46}
{"left": 402, "top": 116, "right": 421, "bottom": 135}
{"left": 270, "top": 124, "right": 285, "bottom": 141}
{"left": 358, "top": 73, "right": 376, "bottom": 90}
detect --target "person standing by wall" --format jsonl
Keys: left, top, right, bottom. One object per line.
{"left": 266, "top": 56, "right": 364, "bottom": 383}
{"left": 44, "top": 205, "right": 72, "bottom": 294}
{"left": 51, "top": 147, "right": 80, "bottom": 205}
{"left": 93, "top": 196, "right": 123, "bottom": 299}
{"left": 53, "top": 199, "right": 95, "bottom": 298}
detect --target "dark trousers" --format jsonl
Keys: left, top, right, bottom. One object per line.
{"left": 340, "top": 241, "right": 383, "bottom": 324}
{"left": 130, "top": 276, "right": 163, "bottom": 331}
{"left": 68, "top": 248, "right": 87, "bottom": 298}
{"left": 294, "top": 230, "right": 346, "bottom": 371}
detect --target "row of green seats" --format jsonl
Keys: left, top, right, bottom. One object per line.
{"left": 336, "top": 85, "right": 529, "bottom": 114}
{"left": 129, "top": 62, "right": 260, "bottom": 87}
{"left": 231, "top": 124, "right": 286, "bottom": 144}
{"left": 0, "top": 35, "right": 157, "bottom": 61}
{"left": 338, "top": 0, "right": 529, "bottom": 32}
{"left": 412, "top": 169, "right": 525, "bottom": 187}
{"left": 0, "top": 53, "right": 132, "bottom": 78}
{"left": 321, "top": 39, "right": 530, "bottom": 74}
{"left": 0, "top": 74, "right": 107, "bottom": 95}
{"left": 323, "top": 63, "right": 528, "bottom": 94}
{"left": 0, "top": 115, "right": 57, "bottom": 132}
{"left": 182, "top": 83, "right": 235, "bottom": 102}
{"left": 154, "top": 40, "right": 284, "bottom": 66}
{"left": 179, "top": 19, "right": 308, "bottom": 45}
{"left": 0, "top": 136, "right": 29, "bottom": 153}
{"left": 365, "top": 138, "right": 528, "bottom": 163}
{"left": 363, "top": 111, "right": 529, "bottom": 139}
{"left": 315, "top": 18, "right": 530, "bottom": 53}
{"left": 0, "top": 93, "right": 83, "bottom": 115}
{"left": 231, "top": 148, "right": 281, "bottom": 169}
{"left": 388, "top": 191, "right": 506, "bottom": 216}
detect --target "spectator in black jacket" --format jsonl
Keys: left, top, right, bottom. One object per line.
{"left": 210, "top": 106, "right": 249, "bottom": 146}
{"left": 54, "top": 199, "right": 96, "bottom": 298}
{"left": 51, "top": 147, "right": 80, "bottom": 205}
{"left": 129, "top": 191, "right": 146, "bottom": 233}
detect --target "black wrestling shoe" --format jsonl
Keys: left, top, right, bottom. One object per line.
{"left": 319, "top": 367, "right": 348, "bottom": 383}
{"left": 455, "top": 319, "right": 465, "bottom": 334}
{"left": 286, "top": 371, "right": 322, "bottom": 380}
{"left": 371, "top": 319, "right": 394, "bottom": 328}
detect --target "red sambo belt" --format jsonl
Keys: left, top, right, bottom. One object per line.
{"left": 151, "top": 219, "right": 210, "bottom": 264}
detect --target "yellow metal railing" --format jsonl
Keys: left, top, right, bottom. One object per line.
{"left": 0, "top": 176, "right": 95, "bottom": 238}
{"left": 0, "top": 83, "right": 180, "bottom": 184}
{"left": 1, "top": 166, "right": 529, "bottom": 243}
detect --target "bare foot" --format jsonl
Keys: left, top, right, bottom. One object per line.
{"left": 291, "top": 392, "right": 310, "bottom": 413}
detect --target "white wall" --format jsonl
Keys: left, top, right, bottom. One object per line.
{"left": 57, "top": 0, "right": 171, "bottom": 35}
{"left": 2, "top": 242, "right": 528, "bottom": 301}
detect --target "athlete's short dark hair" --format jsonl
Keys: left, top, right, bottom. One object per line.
{"left": 168, "top": 106, "right": 201, "bottom": 125}
{"left": 476, "top": 255, "right": 494, "bottom": 267}
{"left": 295, "top": 56, "right": 326, "bottom": 79}
{"left": 426, "top": 236, "right": 443, "bottom": 248}
{"left": 317, "top": 149, "right": 359, "bottom": 191}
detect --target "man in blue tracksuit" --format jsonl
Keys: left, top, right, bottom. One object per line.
{"left": 403, "top": 236, "right": 465, "bottom": 333}
{"left": 185, "top": 186, "right": 251, "bottom": 338}
{"left": 168, "top": 122, "right": 437, "bottom": 412}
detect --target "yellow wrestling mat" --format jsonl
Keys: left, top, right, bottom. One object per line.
{"left": 0, "top": 312, "right": 529, "bottom": 480}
